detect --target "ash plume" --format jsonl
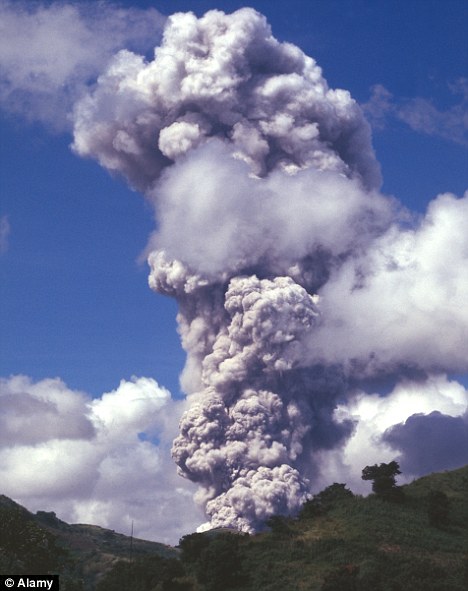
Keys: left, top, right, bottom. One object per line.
{"left": 70, "top": 8, "right": 468, "bottom": 532}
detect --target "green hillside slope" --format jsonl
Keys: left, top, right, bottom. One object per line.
{"left": 0, "top": 495, "right": 176, "bottom": 590}
{"left": 237, "top": 465, "right": 468, "bottom": 590}
{"left": 1, "top": 465, "right": 467, "bottom": 591}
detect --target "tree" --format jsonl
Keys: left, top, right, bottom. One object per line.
{"left": 315, "top": 483, "right": 354, "bottom": 506}
{"left": 361, "top": 461, "right": 404, "bottom": 502}
{"left": 300, "top": 483, "right": 354, "bottom": 519}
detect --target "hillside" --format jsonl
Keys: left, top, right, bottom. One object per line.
{"left": 236, "top": 465, "right": 468, "bottom": 591}
{"left": 1, "top": 465, "right": 467, "bottom": 590}
{"left": 0, "top": 495, "right": 176, "bottom": 590}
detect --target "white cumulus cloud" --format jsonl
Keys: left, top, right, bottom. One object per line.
{"left": 0, "top": 375, "right": 203, "bottom": 544}
{"left": 314, "top": 375, "right": 468, "bottom": 494}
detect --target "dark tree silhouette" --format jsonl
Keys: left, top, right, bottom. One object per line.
{"left": 361, "top": 461, "right": 404, "bottom": 502}
{"left": 315, "top": 483, "right": 354, "bottom": 506}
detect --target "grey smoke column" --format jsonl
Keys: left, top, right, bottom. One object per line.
{"left": 72, "top": 8, "right": 396, "bottom": 531}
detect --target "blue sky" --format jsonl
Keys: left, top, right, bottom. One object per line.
{"left": 0, "top": 0, "right": 467, "bottom": 542}
{"left": 1, "top": 0, "right": 466, "bottom": 397}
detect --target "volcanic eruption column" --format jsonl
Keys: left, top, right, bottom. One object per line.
{"left": 72, "top": 8, "right": 418, "bottom": 531}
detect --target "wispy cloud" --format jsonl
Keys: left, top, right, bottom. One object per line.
{"left": 0, "top": 215, "right": 10, "bottom": 254}
{"left": 0, "top": 0, "right": 165, "bottom": 129}
{"left": 363, "top": 78, "right": 468, "bottom": 147}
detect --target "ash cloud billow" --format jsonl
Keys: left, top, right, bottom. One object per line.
{"left": 70, "top": 8, "right": 468, "bottom": 532}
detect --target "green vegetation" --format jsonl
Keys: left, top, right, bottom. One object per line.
{"left": 0, "top": 496, "right": 78, "bottom": 589}
{"left": 95, "top": 554, "right": 189, "bottom": 591}
{"left": 1, "top": 465, "right": 467, "bottom": 590}
{"left": 0, "top": 495, "right": 175, "bottom": 590}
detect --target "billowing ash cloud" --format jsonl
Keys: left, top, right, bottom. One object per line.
{"left": 72, "top": 7, "right": 381, "bottom": 192}
{"left": 69, "top": 8, "right": 467, "bottom": 531}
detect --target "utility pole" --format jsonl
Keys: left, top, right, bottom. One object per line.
{"left": 130, "top": 520, "right": 134, "bottom": 564}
